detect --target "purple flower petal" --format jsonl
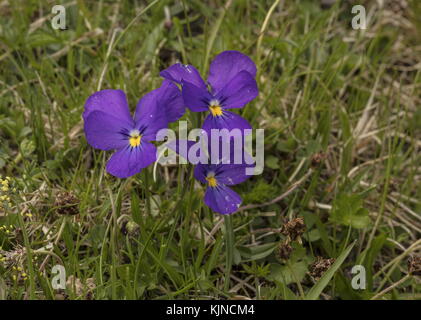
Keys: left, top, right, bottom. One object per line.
{"left": 134, "top": 88, "right": 159, "bottom": 123}
{"left": 208, "top": 51, "right": 257, "bottom": 92}
{"left": 204, "top": 185, "right": 242, "bottom": 214}
{"left": 158, "top": 80, "right": 185, "bottom": 122}
{"left": 160, "top": 63, "right": 206, "bottom": 89}
{"left": 202, "top": 111, "right": 251, "bottom": 137}
{"left": 194, "top": 163, "right": 209, "bottom": 184}
{"left": 83, "top": 89, "right": 133, "bottom": 123}
{"left": 206, "top": 138, "right": 255, "bottom": 184}
{"left": 134, "top": 80, "right": 185, "bottom": 124}
{"left": 84, "top": 111, "right": 133, "bottom": 151}
{"left": 181, "top": 81, "right": 212, "bottom": 112}
{"left": 217, "top": 71, "right": 258, "bottom": 109}
{"left": 214, "top": 163, "right": 253, "bottom": 186}
{"left": 106, "top": 142, "right": 157, "bottom": 178}
{"left": 139, "top": 114, "right": 168, "bottom": 142}
{"left": 134, "top": 92, "right": 168, "bottom": 142}
{"left": 166, "top": 139, "right": 197, "bottom": 161}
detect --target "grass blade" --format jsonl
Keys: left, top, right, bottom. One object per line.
{"left": 305, "top": 242, "right": 355, "bottom": 300}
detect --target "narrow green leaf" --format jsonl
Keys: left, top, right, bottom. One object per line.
{"left": 131, "top": 192, "right": 141, "bottom": 225}
{"left": 305, "top": 242, "right": 355, "bottom": 300}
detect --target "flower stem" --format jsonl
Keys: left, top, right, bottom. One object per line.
{"left": 144, "top": 169, "right": 151, "bottom": 216}
{"left": 224, "top": 214, "right": 234, "bottom": 292}
{"left": 370, "top": 274, "right": 411, "bottom": 300}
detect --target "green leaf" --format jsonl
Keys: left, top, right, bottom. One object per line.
{"left": 305, "top": 242, "right": 355, "bottom": 300}
{"left": 87, "top": 224, "right": 107, "bottom": 248}
{"left": 237, "top": 242, "right": 277, "bottom": 261}
{"left": 27, "top": 30, "right": 61, "bottom": 47}
{"left": 20, "top": 139, "right": 35, "bottom": 157}
{"left": 265, "top": 155, "right": 279, "bottom": 169}
{"left": 276, "top": 138, "right": 296, "bottom": 153}
{"left": 363, "top": 233, "right": 387, "bottom": 290}
{"left": 131, "top": 192, "right": 142, "bottom": 225}
{"left": 268, "top": 261, "right": 308, "bottom": 285}
{"left": 331, "top": 193, "right": 370, "bottom": 229}
{"left": 233, "top": 247, "right": 242, "bottom": 265}
{"left": 275, "top": 280, "right": 298, "bottom": 300}
{"left": 303, "top": 229, "right": 321, "bottom": 242}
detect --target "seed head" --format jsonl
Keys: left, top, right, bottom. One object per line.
{"left": 121, "top": 220, "right": 140, "bottom": 237}
{"left": 309, "top": 257, "right": 335, "bottom": 281}
{"left": 408, "top": 256, "right": 421, "bottom": 276}
{"left": 281, "top": 217, "right": 306, "bottom": 242}
{"left": 275, "top": 241, "right": 293, "bottom": 262}
{"left": 54, "top": 191, "right": 80, "bottom": 216}
{"left": 310, "top": 152, "right": 327, "bottom": 168}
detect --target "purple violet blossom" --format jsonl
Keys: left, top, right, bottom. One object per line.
{"left": 83, "top": 80, "right": 184, "bottom": 178}
{"left": 160, "top": 51, "right": 258, "bottom": 135}
{"left": 168, "top": 139, "right": 254, "bottom": 214}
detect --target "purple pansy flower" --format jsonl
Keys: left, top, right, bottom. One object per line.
{"left": 83, "top": 80, "right": 184, "bottom": 178}
{"left": 160, "top": 51, "right": 258, "bottom": 135}
{"left": 168, "top": 138, "right": 254, "bottom": 214}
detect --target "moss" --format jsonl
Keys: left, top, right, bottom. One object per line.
{"left": 243, "top": 180, "right": 278, "bottom": 204}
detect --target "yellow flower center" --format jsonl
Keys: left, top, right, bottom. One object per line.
{"left": 209, "top": 105, "right": 223, "bottom": 117}
{"left": 208, "top": 99, "right": 223, "bottom": 117}
{"left": 206, "top": 175, "right": 218, "bottom": 187}
{"left": 129, "top": 130, "right": 142, "bottom": 147}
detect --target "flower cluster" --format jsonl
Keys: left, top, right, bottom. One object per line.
{"left": 0, "top": 176, "right": 13, "bottom": 214}
{"left": 83, "top": 51, "right": 258, "bottom": 214}
{"left": 0, "top": 245, "right": 38, "bottom": 283}
{"left": 0, "top": 224, "right": 15, "bottom": 235}
{"left": 160, "top": 51, "right": 258, "bottom": 134}
{"left": 167, "top": 138, "right": 255, "bottom": 214}
{"left": 11, "top": 265, "right": 28, "bottom": 282}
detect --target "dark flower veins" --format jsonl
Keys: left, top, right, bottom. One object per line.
{"left": 83, "top": 81, "right": 184, "bottom": 178}
{"left": 160, "top": 51, "right": 259, "bottom": 134}
{"left": 167, "top": 139, "right": 254, "bottom": 214}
